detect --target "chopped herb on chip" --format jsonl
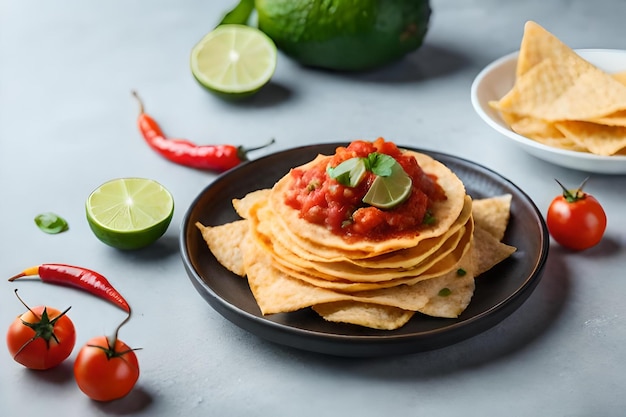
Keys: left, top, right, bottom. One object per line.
{"left": 438, "top": 288, "right": 452, "bottom": 297}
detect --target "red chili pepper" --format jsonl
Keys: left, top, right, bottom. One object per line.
{"left": 131, "top": 91, "right": 274, "bottom": 172}
{"left": 8, "top": 264, "right": 131, "bottom": 314}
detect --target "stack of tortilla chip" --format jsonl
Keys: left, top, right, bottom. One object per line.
{"left": 490, "top": 21, "right": 626, "bottom": 156}
{"left": 197, "top": 150, "right": 516, "bottom": 330}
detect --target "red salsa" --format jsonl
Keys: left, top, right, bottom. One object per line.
{"left": 283, "top": 138, "right": 447, "bottom": 239}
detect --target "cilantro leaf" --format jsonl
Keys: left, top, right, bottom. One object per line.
{"left": 365, "top": 153, "right": 396, "bottom": 177}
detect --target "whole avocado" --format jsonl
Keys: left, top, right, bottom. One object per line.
{"left": 255, "top": 0, "right": 431, "bottom": 71}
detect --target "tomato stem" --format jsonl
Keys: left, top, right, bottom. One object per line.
{"left": 12, "top": 289, "right": 72, "bottom": 354}
{"left": 87, "top": 313, "right": 141, "bottom": 360}
{"left": 555, "top": 177, "right": 588, "bottom": 203}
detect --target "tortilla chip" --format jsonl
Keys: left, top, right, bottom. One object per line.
{"left": 471, "top": 194, "right": 512, "bottom": 241}
{"left": 613, "top": 71, "right": 626, "bottom": 86}
{"left": 498, "top": 53, "right": 626, "bottom": 122}
{"left": 516, "top": 21, "right": 591, "bottom": 77}
{"left": 493, "top": 55, "right": 592, "bottom": 117}
{"left": 313, "top": 302, "right": 414, "bottom": 330}
{"left": 195, "top": 220, "right": 248, "bottom": 277}
{"left": 232, "top": 189, "right": 270, "bottom": 219}
{"left": 241, "top": 235, "right": 349, "bottom": 314}
{"left": 471, "top": 226, "right": 517, "bottom": 276}
{"left": 586, "top": 110, "right": 626, "bottom": 127}
{"left": 410, "top": 254, "right": 475, "bottom": 318}
{"left": 531, "top": 135, "right": 589, "bottom": 152}
{"left": 555, "top": 121, "right": 626, "bottom": 156}
{"left": 539, "top": 66, "right": 626, "bottom": 121}
{"left": 314, "top": 245, "right": 476, "bottom": 321}
{"left": 509, "top": 117, "right": 564, "bottom": 140}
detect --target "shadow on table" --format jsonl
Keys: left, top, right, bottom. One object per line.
{"left": 219, "top": 42, "right": 472, "bottom": 109}
{"left": 101, "top": 234, "right": 181, "bottom": 263}
{"left": 344, "top": 43, "right": 472, "bottom": 84}
{"left": 291, "top": 42, "right": 472, "bottom": 85}
{"left": 18, "top": 362, "right": 153, "bottom": 413}
{"left": 261, "top": 249, "right": 571, "bottom": 379}
{"left": 89, "top": 386, "right": 153, "bottom": 414}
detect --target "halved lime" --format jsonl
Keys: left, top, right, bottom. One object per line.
{"left": 86, "top": 178, "right": 174, "bottom": 250}
{"left": 362, "top": 163, "right": 413, "bottom": 209}
{"left": 190, "top": 24, "right": 277, "bottom": 98}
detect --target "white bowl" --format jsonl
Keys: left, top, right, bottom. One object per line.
{"left": 471, "top": 49, "right": 626, "bottom": 175}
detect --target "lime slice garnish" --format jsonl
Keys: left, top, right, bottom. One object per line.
{"left": 86, "top": 178, "right": 174, "bottom": 250}
{"left": 362, "top": 162, "right": 412, "bottom": 209}
{"left": 190, "top": 24, "right": 277, "bottom": 98}
{"left": 327, "top": 157, "right": 367, "bottom": 187}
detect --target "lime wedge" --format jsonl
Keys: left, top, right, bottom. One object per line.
{"left": 328, "top": 157, "right": 367, "bottom": 187}
{"left": 362, "top": 163, "right": 413, "bottom": 209}
{"left": 190, "top": 24, "right": 277, "bottom": 98}
{"left": 86, "top": 178, "right": 174, "bottom": 250}
{"left": 218, "top": 0, "right": 255, "bottom": 26}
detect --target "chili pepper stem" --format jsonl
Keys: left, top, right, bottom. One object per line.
{"left": 237, "top": 138, "right": 276, "bottom": 161}
{"left": 242, "top": 138, "right": 275, "bottom": 153}
{"left": 131, "top": 90, "right": 146, "bottom": 114}
{"left": 96, "top": 312, "right": 141, "bottom": 359}
{"left": 109, "top": 314, "right": 129, "bottom": 347}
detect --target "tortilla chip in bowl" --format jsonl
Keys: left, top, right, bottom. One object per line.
{"left": 471, "top": 21, "right": 626, "bottom": 174}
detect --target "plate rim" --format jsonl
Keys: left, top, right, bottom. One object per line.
{"left": 470, "top": 48, "right": 626, "bottom": 173}
{"left": 180, "top": 143, "right": 550, "bottom": 356}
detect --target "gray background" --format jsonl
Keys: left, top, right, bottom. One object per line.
{"left": 1, "top": 0, "right": 625, "bottom": 416}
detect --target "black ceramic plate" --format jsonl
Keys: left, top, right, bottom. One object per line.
{"left": 180, "top": 143, "right": 549, "bottom": 357}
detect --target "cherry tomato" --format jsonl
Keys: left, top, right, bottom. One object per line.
{"left": 73, "top": 334, "right": 140, "bottom": 401}
{"left": 6, "top": 296, "right": 76, "bottom": 370}
{"left": 547, "top": 178, "right": 607, "bottom": 251}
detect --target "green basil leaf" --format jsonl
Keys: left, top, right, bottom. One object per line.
{"left": 35, "top": 212, "right": 69, "bottom": 234}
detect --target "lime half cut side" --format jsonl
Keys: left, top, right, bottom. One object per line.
{"left": 86, "top": 178, "right": 174, "bottom": 250}
{"left": 190, "top": 24, "right": 277, "bottom": 98}
{"left": 362, "top": 164, "right": 413, "bottom": 210}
